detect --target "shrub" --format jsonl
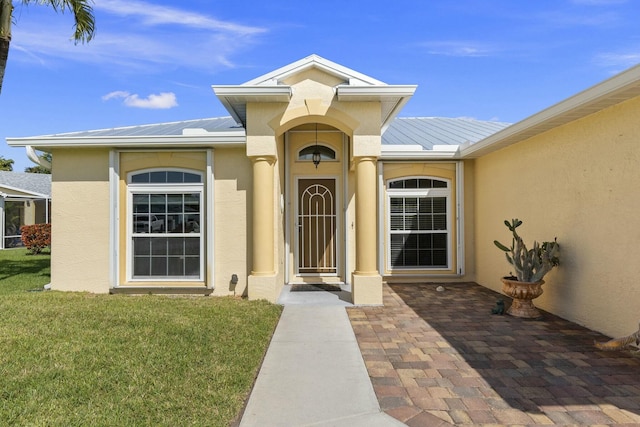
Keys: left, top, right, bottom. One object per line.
{"left": 20, "top": 223, "right": 51, "bottom": 254}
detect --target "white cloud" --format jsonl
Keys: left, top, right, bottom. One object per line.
{"left": 10, "top": 1, "right": 267, "bottom": 72}
{"left": 102, "top": 90, "right": 130, "bottom": 101}
{"left": 419, "top": 41, "right": 498, "bottom": 57}
{"left": 94, "top": 0, "right": 266, "bottom": 36}
{"left": 594, "top": 51, "right": 640, "bottom": 71}
{"left": 102, "top": 91, "right": 178, "bottom": 109}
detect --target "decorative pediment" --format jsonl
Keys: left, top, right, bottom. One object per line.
{"left": 212, "top": 54, "right": 416, "bottom": 132}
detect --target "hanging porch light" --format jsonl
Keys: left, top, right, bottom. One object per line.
{"left": 312, "top": 123, "right": 321, "bottom": 168}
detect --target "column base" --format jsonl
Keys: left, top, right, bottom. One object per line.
{"left": 248, "top": 274, "right": 280, "bottom": 303}
{"left": 351, "top": 274, "right": 383, "bottom": 305}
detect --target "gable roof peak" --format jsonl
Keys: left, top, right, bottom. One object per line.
{"left": 243, "top": 54, "right": 387, "bottom": 87}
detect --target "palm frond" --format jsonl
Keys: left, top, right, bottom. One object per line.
{"left": 21, "top": 0, "right": 95, "bottom": 43}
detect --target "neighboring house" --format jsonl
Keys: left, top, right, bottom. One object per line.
{"left": 7, "top": 55, "right": 640, "bottom": 338}
{"left": 0, "top": 171, "right": 51, "bottom": 249}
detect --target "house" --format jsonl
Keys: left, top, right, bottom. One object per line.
{"left": 7, "top": 55, "right": 640, "bottom": 338}
{"left": 0, "top": 171, "right": 51, "bottom": 249}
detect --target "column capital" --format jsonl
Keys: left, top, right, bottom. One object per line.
{"left": 352, "top": 155, "right": 378, "bottom": 164}
{"left": 249, "top": 155, "right": 276, "bottom": 165}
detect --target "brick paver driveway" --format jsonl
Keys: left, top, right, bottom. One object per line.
{"left": 348, "top": 283, "right": 640, "bottom": 426}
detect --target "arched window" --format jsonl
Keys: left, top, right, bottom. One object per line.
{"left": 128, "top": 169, "right": 204, "bottom": 280}
{"left": 387, "top": 177, "right": 450, "bottom": 269}
{"left": 298, "top": 145, "right": 336, "bottom": 162}
{"left": 130, "top": 170, "right": 201, "bottom": 184}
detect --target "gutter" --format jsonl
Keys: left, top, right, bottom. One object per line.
{"left": 26, "top": 146, "right": 52, "bottom": 169}
{"left": 8, "top": 132, "right": 247, "bottom": 149}
{"left": 380, "top": 144, "right": 460, "bottom": 160}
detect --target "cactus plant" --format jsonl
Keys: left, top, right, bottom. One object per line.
{"left": 494, "top": 219, "right": 559, "bottom": 282}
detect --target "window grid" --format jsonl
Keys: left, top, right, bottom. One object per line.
{"left": 387, "top": 178, "right": 450, "bottom": 269}
{"left": 128, "top": 170, "right": 203, "bottom": 281}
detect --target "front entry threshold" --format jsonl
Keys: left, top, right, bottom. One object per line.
{"left": 277, "top": 283, "right": 353, "bottom": 306}
{"left": 110, "top": 287, "right": 213, "bottom": 295}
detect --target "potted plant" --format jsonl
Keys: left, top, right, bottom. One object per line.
{"left": 494, "top": 219, "right": 559, "bottom": 318}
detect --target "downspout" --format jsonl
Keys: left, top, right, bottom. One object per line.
{"left": 0, "top": 191, "right": 5, "bottom": 250}
{"left": 26, "top": 146, "right": 51, "bottom": 170}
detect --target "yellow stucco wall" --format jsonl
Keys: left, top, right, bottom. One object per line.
{"left": 50, "top": 148, "right": 254, "bottom": 295}
{"left": 50, "top": 148, "right": 110, "bottom": 292}
{"left": 474, "top": 95, "right": 640, "bottom": 337}
{"left": 213, "top": 148, "right": 252, "bottom": 296}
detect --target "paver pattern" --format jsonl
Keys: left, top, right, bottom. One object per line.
{"left": 347, "top": 283, "right": 640, "bottom": 426}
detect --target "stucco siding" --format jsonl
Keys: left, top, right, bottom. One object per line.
{"left": 213, "top": 148, "right": 252, "bottom": 296}
{"left": 474, "top": 95, "right": 640, "bottom": 337}
{"left": 51, "top": 148, "right": 110, "bottom": 292}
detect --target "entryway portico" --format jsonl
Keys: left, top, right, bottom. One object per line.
{"left": 213, "top": 55, "right": 416, "bottom": 304}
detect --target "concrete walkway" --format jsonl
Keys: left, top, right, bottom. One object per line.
{"left": 239, "top": 285, "right": 404, "bottom": 427}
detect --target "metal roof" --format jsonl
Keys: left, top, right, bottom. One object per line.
{"left": 383, "top": 117, "right": 510, "bottom": 149}
{"left": 43, "top": 117, "right": 242, "bottom": 138}
{"left": 32, "top": 116, "right": 509, "bottom": 150}
{"left": 0, "top": 171, "right": 51, "bottom": 198}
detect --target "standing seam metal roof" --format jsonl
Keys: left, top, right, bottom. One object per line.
{"left": 33, "top": 116, "right": 510, "bottom": 150}
{"left": 44, "top": 117, "right": 242, "bottom": 138}
{"left": 382, "top": 117, "right": 511, "bottom": 149}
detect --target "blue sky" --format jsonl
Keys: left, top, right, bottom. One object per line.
{"left": 1, "top": 0, "right": 639, "bottom": 171}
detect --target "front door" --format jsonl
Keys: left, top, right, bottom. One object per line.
{"left": 297, "top": 178, "right": 337, "bottom": 275}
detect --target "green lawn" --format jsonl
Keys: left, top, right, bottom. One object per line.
{"left": 0, "top": 248, "right": 51, "bottom": 295}
{"left": 0, "top": 249, "right": 282, "bottom": 426}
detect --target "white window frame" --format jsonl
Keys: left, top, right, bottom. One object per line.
{"left": 386, "top": 177, "right": 452, "bottom": 271}
{"left": 126, "top": 169, "right": 204, "bottom": 282}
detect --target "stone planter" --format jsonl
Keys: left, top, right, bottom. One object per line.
{"left": 500, "top": 276, "right": 545, "bottom": 318}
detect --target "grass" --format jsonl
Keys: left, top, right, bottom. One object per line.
{"left": 0, "top": 248, "right": 282, "bottom": 426}
{"left": 0, "top": 248, "right": 51, "bottom": 294}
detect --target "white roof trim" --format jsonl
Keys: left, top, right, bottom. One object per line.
{"left": 461, "top": 63, "right": 640, "bottom": 158}
{"left": 7, "top": 133, "right": 247, "bottom": 149}
{"left": 380, "top": 144, "right": 461, "bottom": 160}
{"left": 0, "top": 183, "right": 49, "bottom": 199}
{"left": 211, "top": 85, "right": 293, "bottom": 125}
{"left": 336, "top": 85, "right": 417, "bottom": 99}
{"left": 381, "top": 144, "right": 424, "bottom": 152}
{"left": 212, "top": 85, "right": 293, "bottom": 98}
{"left": 380, "top": 150, "right": 460, "bottom": 160}
{"left": 244, "top": 54, "right": 386, "bottom": 86}
{"left": 213, "top": 56, "right": 416, "bottom": 130}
